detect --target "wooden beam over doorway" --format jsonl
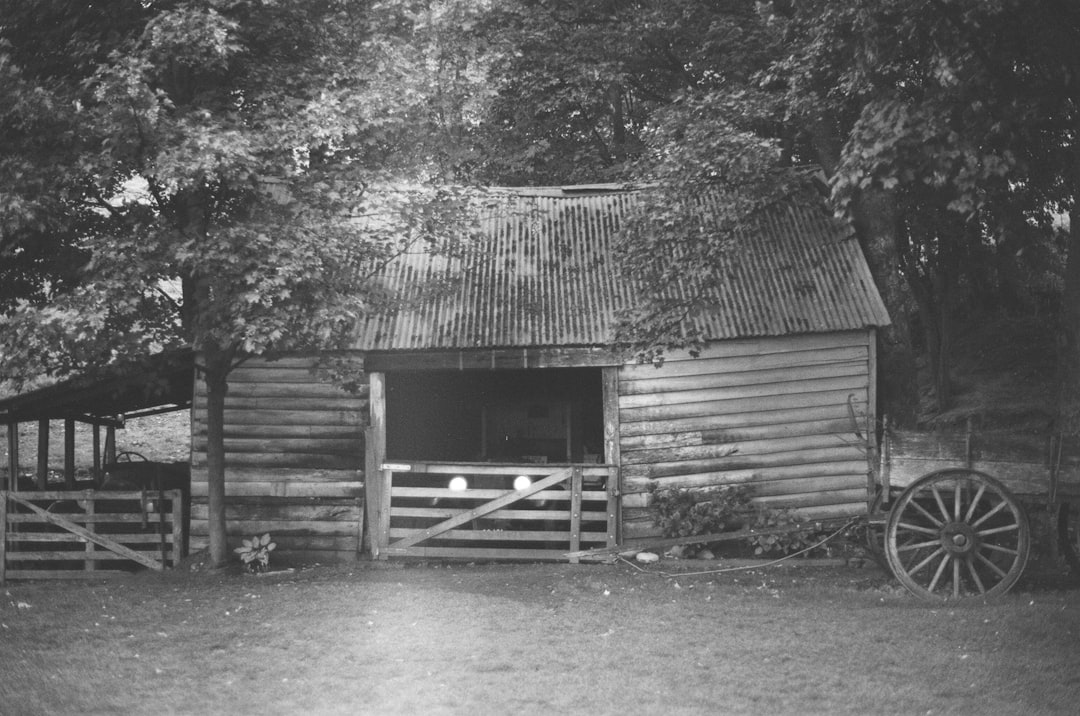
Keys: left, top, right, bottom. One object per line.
{"left": 363, "top": 346, "right": 626, "bottom": 372}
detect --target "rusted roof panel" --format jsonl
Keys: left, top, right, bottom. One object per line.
{"left": 353, "top": 186, "right": 889, "bottom": 351}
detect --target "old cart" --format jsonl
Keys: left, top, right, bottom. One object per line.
{"left": 873, "top": 422, "right": 1080, "bottom": 601}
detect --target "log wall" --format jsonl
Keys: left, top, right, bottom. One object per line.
{"left": 618, "top": 331, "right": 875, "bottom": 540}
{"left": 190, "top": 356, "right": 366, "bottom": 562}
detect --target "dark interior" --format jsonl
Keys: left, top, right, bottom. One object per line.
{"left": 385, "top": 368, "right": 604, "bottom": 463}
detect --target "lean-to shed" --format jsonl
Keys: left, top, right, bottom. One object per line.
{"left": 189, "top": 184, "right": 890, "bottom": 562}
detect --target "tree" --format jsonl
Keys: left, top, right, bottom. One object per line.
{"left": 470, "top": 0, "right": 1077, "bottom": 427}
{"left": 796, "top": 0, "right": 1079, "bottom": 423}
{"left": 0, "top": 1, "right": 152, "bottom": 312}
{"left": 0, "top": 0, "right": 476, "bottom": 566}
{"left": 469, "top": 0, "right": 779, "bottom": 184}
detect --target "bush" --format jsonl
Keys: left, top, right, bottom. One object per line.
{"left": 650, "top": 484, "right": 816, "bottom": 558}
{"left": 650, "top": 484, "right": 752, "bottom": 557}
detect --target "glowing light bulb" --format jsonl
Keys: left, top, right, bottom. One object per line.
{"left": 448, "top": 476, "right": 468, "bottom": 491}
{"left": 513, "top": 475, "right": 532, "bottom": 491}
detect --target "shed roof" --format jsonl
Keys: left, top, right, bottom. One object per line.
{"left": 0, "top": 349, "right": 193, "bottom": 425}
{"left": 355, "top": 185, "right": 890, "bottom": 352}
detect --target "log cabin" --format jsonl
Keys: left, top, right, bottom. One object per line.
{"left": 188, "top": 184, "right": 890, "bottom": 563}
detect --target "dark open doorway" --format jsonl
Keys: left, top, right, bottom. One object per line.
{"left": 385, "top": 368, "right": 604, "bottom": 464}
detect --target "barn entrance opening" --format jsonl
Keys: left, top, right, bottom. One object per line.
{"left": 378, "top": 368, "right": 615, "bottom": 560}
{"left": 385, "top": 368, "right": 604, "bottom": 464}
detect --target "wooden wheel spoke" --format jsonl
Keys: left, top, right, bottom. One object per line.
{"left": 976, "top": 523, "right": 1019, "bottom": 538}
{"left": 954, "top": 481, "right": 962, "bottom": 520}
{"left": 908, "top": 499, "right": 945, "bottom": 528}
{"left": 909, "top": 547, "right": 946, "bottom": 577}
{"left": 930, "top": 483, "right": 950, "bottom": 522}
{"left": 976, "top": 551, "right": 1009, "bottom": 580}
{"left": 927, "top": 552, "right": 950, "bottom": 593}
{"left": 896, "top": 537, "right": 941, "bottom": 552}
{"left": 897, "top": 521, "right": 940, "bottom": 536}
{"left": 980, "top": 542, "right": 1018, "bottom": 557}
{"left": 967, "top": 558, "right": 987, "bottom": 594}
{"left": 971, "top": 499, "right": 1009, "bottom": 528}
{"left": 963, "top": 484, "right": 987, "bottom": 523}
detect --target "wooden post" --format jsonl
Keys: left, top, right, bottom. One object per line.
{"left": 569, "top": 466, "right": 583, "bottom": 563}
{"left": 367, "top": 372, "right": 387, "bottom": 559}
{"left": 104, "top": 426, "right": 116, "bottom": 465}
{"left": 377, "top": 468, "right": 392, "bottom": 558}
{"left": 0, "top": 490, "right": 7, "bottom": 585}
{"left": 171, "top": 489, "right": 185, "bottom": 566}
{"left": 564, "top": 403, "right": 572, "bottom": 462}
{"left": 84, "top": 497, "right": 97, "bottom": 571}
{"left": 363, "top": 427, "right": 383, "bottom": 559}
{"left": 602, "top": 367, "right": 621, "bottom": 547}
{"left": 92, "top": 424, "right": 102, "bottom": 487}
{"left": 64, "top": 418, "right": 75, "bottom": 489}
{"left": 866, "top": 328, "right": 878, "bottom": 508}
{"left": 6, "top": 424, "right": 19, "bottom": 492}
{"left": 37, "top": 419, "right": 49, "bottom": 490}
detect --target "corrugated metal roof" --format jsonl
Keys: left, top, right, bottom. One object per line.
{"left": 353, "top": 186, "right": 890, "bottom": 351}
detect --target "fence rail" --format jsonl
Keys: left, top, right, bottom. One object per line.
{"left": 1, "top": 489, "right": 184, "bottom": 584}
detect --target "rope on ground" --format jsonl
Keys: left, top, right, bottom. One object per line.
{"left": 616, "top": 517, "right": 862, "bottom": 578}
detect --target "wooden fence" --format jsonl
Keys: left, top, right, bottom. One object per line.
{"left": 1, "top": 489, "right": 184, "bottom": 584}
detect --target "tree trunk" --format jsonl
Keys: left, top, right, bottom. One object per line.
{"left": 202, "top": 346, "right": 230, "bottom": 567}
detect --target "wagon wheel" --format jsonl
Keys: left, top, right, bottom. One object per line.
{"left": 885, "top": 469, "right": 1030, "bottom": 602}
{"left": 1057, "top": 502, "right": 1080, "bottom": 578}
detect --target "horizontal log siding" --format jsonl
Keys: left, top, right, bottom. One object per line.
{"left": 190, "top": 355, "right": 366, "bottom": 561}
{"left": 618, "top": 332, "right": 873, "bottom": 540}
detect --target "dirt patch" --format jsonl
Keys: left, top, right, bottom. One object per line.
{"left": 1, "top": 560, "right": 1077, "bottom": 715}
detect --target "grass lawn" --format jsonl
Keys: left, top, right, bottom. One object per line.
{"left": 1, "top": 560, "right": 1078, "bottom": 715}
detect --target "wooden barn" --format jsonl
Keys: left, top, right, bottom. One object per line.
{"left": 188, "top": 184, "right": 890, "bottom": 563}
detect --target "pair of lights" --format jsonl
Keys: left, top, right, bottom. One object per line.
{"left": 445, "top": 475, "right": 533, "bottom": 491}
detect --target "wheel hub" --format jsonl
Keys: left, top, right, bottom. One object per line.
{"left": 940, "top": 522, "right": 978, "bottom": 556}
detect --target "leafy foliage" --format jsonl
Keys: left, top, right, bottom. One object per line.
{"left": 0, "top": 1, "right": 483, "bottom": 565}
{"left": 234, "top": 533, "right": 276, "bottom": 574}
{"left": 650, "top": 483, "right": 816, "bottom": 558}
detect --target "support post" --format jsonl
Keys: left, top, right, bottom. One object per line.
{"left": 6, "top": 424, "right": 19, "bottom": 492}
{"left": 37, "top": 419, "right": 49, "bottom": 490}
{"left": 172, "top": 488, "right": 185, "bottom": 566}
{"left": 64, "top": 419, "right": 75, "bottom": 489}
{"left": 367, "top": 372, "right": 387, "bottom": 559}
{"left": 569, "top": 466, "right": 583, "bottom": 563}
{"left": 377, "top": 468, "right": 392, "bottom": 558}
{"left": 602, "top": 367, "right": 621, "bottom": 547}
{"left": 105, "top": 426, "right": 116, "bottom": 465}
{"left": 92, "top": 424, "right": 102, "bottom": 487}
{"left": 84, "top": 497, "right": 97, "bottom": 571}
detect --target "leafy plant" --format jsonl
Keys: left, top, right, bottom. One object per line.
{"left": 234, "top": 533, "right": 276, "bottom": 574}
{"left": 651, "top": 484, "right": 821, "bottom": 558}
{"left": 744, "top": 508, "right": 813, "bottom": 557}
{"left": 650, "top": 484, "right": 753, "bottom": 557}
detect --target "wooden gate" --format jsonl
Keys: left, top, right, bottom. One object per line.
{"left": 1, "top": 489, "right": 185, "bottom": 584}
{"left": 370, "top": 463, "right": 617, "bottom": 561}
